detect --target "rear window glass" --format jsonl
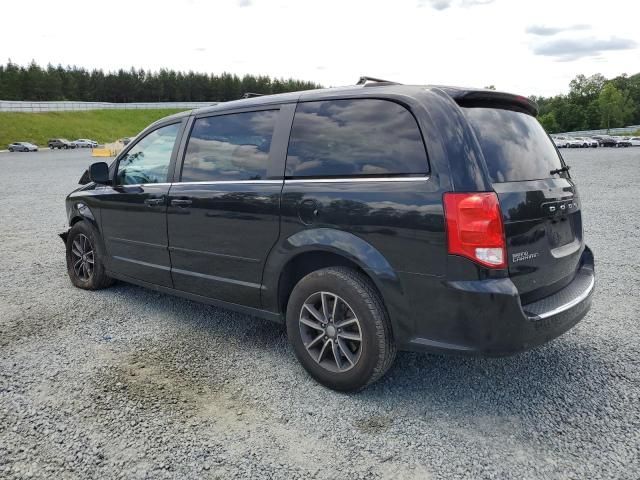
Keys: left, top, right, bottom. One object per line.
{"left": 463, "top": 108, "right": 562, "bottom": 183}
{"left": 286, "top": 99, "right": 428, "bottom": 177}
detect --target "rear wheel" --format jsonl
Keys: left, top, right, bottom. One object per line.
{"left": 65, "top": 221, "right": 114, "bottom": 290}
{"left": 8, "top": 148, "right": 14, "bottom": 152}
{"left": 286, "top": 267, "right": 396, "bottom": 392}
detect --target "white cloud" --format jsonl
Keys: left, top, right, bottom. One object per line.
{"left": 419, "top": 0, "right": 494, "bottom": 9}
{"left": 532, "top": 36, "right": 638, "bottom": 61}
{"left": 1, "top": 0, "right": 639, "bottom": 97}
{"left": 526, "top": 24, "right": 591, "bottom": 36}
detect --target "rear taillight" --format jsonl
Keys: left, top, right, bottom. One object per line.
{"left": 443, "top": 192, "right": 506, "bottom": 269}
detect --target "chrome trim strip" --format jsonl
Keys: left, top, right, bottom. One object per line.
{"left": 284, "top": 176, "right": 430, "bottom": 184}
{"left": 117, "top": 177, "right": 431, "bottom": 187}
{"left": 172, "top": 180, "right": 283, "bottom": 186}
{"left": 112, "top": 256, "right": 171, "bottom": 271}
{"left": 536, "top": 274, "right": 595, "bottom": 320}
{"left": 168, "top": 246, "right": 260, "bottom": 263}
{"left": 171, "top": 267, "right": 261, "bottom": 289}
{"left": 104, "top": 183, "right": 173, "bottom": 188}
{"left": 109, "top": 237, "right": 167, "bottom": 249}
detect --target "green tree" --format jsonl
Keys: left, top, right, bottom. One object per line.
{"left": 0, "top": 61, "right": 322, "bottom": 103}
{"left": 598, "top": 83, "right": 627, "bottom": 131}
{"left": 538, "top": 112, "right": 559, "bottom": 133}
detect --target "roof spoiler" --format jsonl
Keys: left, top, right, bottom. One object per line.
{"left": 452, "top": 90, "right": 539, "bottom": 116}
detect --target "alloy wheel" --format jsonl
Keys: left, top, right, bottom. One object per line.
{"left": 299, "top": 291, "right": 363, "bottom": 372}
{"left": 70, "top": 234, "right": 94, "bottom": 281}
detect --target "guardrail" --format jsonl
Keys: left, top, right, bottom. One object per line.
{"left": 0, "top": 100, "right": 216, "bottom": 112}
{"left": 560, "top": 126, "right": 640, "bottom": 137}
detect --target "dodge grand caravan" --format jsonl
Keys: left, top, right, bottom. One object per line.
{"left": 61, "top": 78, "right": 595, "bottom": 391}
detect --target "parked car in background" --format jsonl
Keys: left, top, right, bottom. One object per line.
{"left": 8, "top": 142, "right": 38, "bottom": 152}
{"left": 628, "top": 137, "right": 640, "bottom": 146}
{"left": 574, "top": 137, "right": 598, "bottom": 148}
{"left": 552, "top": 136, "right": 570, "bottom": 148}
{"left": 615, "top": 137, "right": 632, "bottom": 148}
{"left": 48, "top": 138, "right": 76, "bottom": 149}
{"left": 567, "top": 137, "right": 583, "bottom": 148}
{"left": 72, "top": 139, "right": 98, "bottom": 148}
{"left": 592, "top": 135, "right": 617, "bottom": 147}
{"left": 60, "top": 81, "right": 595, "bottom": 391}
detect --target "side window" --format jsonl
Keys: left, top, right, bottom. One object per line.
{"left": 286, "top": 99, "right": 428, "bottom": 177}
{"left": 116, "top": 123, "right": 180, "bottom": 185}
{"left": 181, "top": 110, "right": 277, "bottom": 182}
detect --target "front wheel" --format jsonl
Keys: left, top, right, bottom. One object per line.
{"left": 8, "top": 148, "right": 14, "bottom": 152}
{"left": 65, "top": 221, "right": 114, "bottom": 290}
{"left": 286, "top": 267, "right": 396, "bottom": 392}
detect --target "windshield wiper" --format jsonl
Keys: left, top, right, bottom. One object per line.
{"left": 550, "top": 165, "right": 571, "bottom": 175}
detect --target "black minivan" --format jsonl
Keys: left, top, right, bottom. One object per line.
{"left": 61, "top": 79, "right": 595, "bottom": 391}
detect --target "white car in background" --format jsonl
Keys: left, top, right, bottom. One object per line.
{"left": 552, "top": 136, "right": 570, "bottom": 148}
{"left": 567, "top": 137, "right": 584, "bottom": 148}
{"left": 575, "top": 137, "right": 598, "bottom": 148}
{"left": 628, "top": 137, "right": 640, "bottom": 146}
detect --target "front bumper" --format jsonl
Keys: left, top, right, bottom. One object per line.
{"left": 405, "top": 246, "right": 595, "bottom": 355}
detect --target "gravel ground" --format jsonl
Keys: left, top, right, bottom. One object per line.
{"left": 1, "top": 147, "right": 639, "bottom": 479}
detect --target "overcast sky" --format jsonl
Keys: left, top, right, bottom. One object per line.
{"left": 2, "top": 0, "right": 638, "bottom": 97}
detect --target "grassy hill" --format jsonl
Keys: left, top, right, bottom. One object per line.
{"left": 0, "top": 109, "right": 187, "bottom": 148}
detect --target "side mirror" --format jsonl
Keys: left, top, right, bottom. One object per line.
{"left": 89, "top": 162, "right": 111, "bottom": 184}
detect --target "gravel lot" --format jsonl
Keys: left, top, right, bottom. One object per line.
{"left": 1, "top": 147, "right": 639, "bottom": 479}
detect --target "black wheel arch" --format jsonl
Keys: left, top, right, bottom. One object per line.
{"left": 60, "top": 202, "right": 103, "bottom": 249}
{"left": 262, "top": 228, "right": 411, "bottom": 344}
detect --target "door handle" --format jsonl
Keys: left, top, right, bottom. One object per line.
{"left": 144, "top": 198, "right": 165, "bottom": 207}
{"left": 171, "top": 199, "right": 193, "bottom": 207}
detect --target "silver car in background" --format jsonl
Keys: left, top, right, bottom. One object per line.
{"left": 8, "top": 142, "right": 38, "bottom": 152}
{"left": 72, "top": 139, "right": 98, "bottom": 148}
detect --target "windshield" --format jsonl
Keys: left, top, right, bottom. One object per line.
{"left": 464, "top": 107, "right": 563, "bottom": 183}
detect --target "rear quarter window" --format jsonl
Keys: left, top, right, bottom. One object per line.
{"left": 463, "top": 108, "right": 563, "bottom": 183}
{"left": 286, "top": 99, "right": 428, "bottom": 178}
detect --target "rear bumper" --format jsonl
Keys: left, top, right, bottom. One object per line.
{"left": 404, "top": 246, "right": 595, "bottom": 355}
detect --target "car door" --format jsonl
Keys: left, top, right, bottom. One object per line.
{"left": 99, "top": 120, "right": 185, "bottom": 287}
{"left": 166, "top": 105, "right": 293, "bottom": 308}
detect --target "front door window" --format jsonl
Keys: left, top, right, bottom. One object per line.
{"left": 116, "top": 123, "right": 180, "bottom": 185}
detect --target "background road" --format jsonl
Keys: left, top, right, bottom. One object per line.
{"left": 1, "top": 148, "right": 639, "bottom": 479}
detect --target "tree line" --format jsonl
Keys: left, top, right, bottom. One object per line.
{"left": 532, "top": 72, "right": 640, "bottom": 133}
{"left": 0, "top": 61, "right": 322, "bottom": 103}
{"left": 1, "top": 61, "right": 638, "bottom": 134}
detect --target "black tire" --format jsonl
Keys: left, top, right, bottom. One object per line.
{"left": 8, "top": 148, "right": 14, "bottom": 152}
{"left": 286, "top": 267, "right": 396, "bottom": 392}
{"left": 64, "top": 145, "right": 68, "bottom": 149}
{"left": 65, "top": 221, "right": 114, "bottom": 290}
